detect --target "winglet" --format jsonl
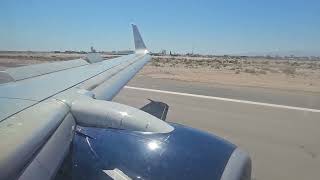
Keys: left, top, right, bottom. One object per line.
{"left": 131, "top": 24, "right": 149, "bottom": 54}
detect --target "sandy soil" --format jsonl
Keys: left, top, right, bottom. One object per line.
{"left": 139, "top": 56, "right": 320, "bottom": 93}
{"left": 1, "top": 52, "right": 319, "bottom": 93}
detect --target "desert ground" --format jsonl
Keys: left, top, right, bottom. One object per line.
{"left": 143, "top": 55, "right": 320, "bottom": 93}
{"left": 1, "top": 52, "right": 319, "bottom": 93}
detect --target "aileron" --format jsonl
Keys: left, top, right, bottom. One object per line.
{"left": 2, "top": 59, "right": 89, "bottom": 82}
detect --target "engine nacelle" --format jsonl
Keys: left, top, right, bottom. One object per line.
{"left": 71, "top": 98, "right": 174, "bottom": 133}
{"left": 67, "top": 123, "right": 251, "bottom": 180}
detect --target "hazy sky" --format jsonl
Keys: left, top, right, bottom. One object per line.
{"left": 0, "top": 0, "right": 319, "bottom": 55}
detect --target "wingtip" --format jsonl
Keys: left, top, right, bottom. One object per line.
{"left": 131, "top": 24, "right": 148, "bottom": 54}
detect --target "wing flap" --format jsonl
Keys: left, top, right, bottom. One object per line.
{"left": 0, "top": 98, "right": 37, "bottom": 121}
{"left": 2, "top": 59, "right": 89, "bottom": 82}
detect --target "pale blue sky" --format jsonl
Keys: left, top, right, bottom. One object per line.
{"left": 0, "top": 0, "right": 319, "bottom": 55}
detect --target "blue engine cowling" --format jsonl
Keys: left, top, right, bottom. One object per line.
{"left": 57, "top": 123, "right": 251, "bottom": 180}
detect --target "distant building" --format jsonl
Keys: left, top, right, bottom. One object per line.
{"left": 115, "top": 50, "right": 134, "bottom": 55}
{"left": 105, "top": 50, "right": 134, "bottom": 55}
{"left": 150, "top": 49, "right": 167, "bottom": 56}
{"left": 90, "top": 46, "right": 96, "bottom": 53}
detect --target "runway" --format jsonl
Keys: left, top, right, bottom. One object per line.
{"left": 128, "top": 76, "right": 320, "bottom": 110}
{"left": 113, "top": 76, "right": 320, "bottom": 180}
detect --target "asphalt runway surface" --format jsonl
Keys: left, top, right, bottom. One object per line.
{"left": 113, "top": 76, "right": 320, "bottom": 180}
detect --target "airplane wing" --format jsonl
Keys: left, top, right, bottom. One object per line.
{"left": 0, "top": 25, "right": 251, "bottom": 180}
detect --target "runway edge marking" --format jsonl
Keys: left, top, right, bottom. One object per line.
{"left": 124, "top": 86, "right": 320, "bottom": 113}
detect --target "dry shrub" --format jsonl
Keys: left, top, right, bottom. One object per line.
{"left": 282, "top": 66, "right": 296, "bottom": 75}
{"left": 244, "top": 68, "right": 256, "bottom": 74}
{"left": 257, "top": 70, "right": 267, "bottom": 75}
